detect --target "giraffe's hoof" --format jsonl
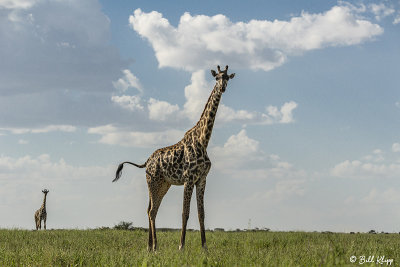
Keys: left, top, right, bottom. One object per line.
{"left": 179, "top": 245, "right": 184, "bottom": 251}
{"left": 202, "top": 244, "right": 208, "bottom": 251}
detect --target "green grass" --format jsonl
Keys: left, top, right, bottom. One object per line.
{"left": 0, "top": 229, "right": 398, "bottom": 266}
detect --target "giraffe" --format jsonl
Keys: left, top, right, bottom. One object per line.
{"left": 113, "top": 65, "right": 235, "bottom": 251}
{"left": 34, "top": 189, "right": 49, "bottom": 230}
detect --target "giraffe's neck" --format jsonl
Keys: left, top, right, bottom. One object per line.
{"left": 195, "top": 83, "right": 222, "bottom": 148}
{"left": 41, "top": 194, "right": 47, "bottom": 210}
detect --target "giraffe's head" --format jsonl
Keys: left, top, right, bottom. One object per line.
{"left": 211, "top": 65, "right": 235, "bottom": 93}
{"left": 42, "top": 189, "right": 49, "bottom": 195}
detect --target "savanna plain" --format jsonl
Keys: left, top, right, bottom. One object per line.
{"left": 1, "top": 228, "right": 399, "bottom": 266}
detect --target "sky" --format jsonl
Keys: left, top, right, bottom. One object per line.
{"left": 0, "top": 0, "right": 399, "bottom": 233}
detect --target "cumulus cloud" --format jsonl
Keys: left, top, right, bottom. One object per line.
{"left": 210, "top": 129, "right": 305, "bottom": 179}
{"left": 252, "top": 179, "right": 306, "bottom": 203}
{"left": 112, "top": 69, "right": 143, "bottom": 93}
{"left": 129, "top": 5, "right": 382, "bottom": 71}
{"left": 111, "top": 95, "right": 143, "bottom": 111}
{"left": 148, "top": 98, "right": 180, "bottom": 121}
{"left": 394, "top": 13, "right": 400, "bottom": 24}
{"left": 361, "top": 188, "right": 400, "bottom": 204}
{"left": 183, "top": 70, "right": 213, "bottom": 121}
{"left": 331, "top": 148, "right": 400, "bottom": 179}
{"left": 88, "top": 124, "right": 184, "bottom": 148}
{"left": 18, "top": 139, "right": 29, "bottom": 145}
{"left": 392, "top": 143, "right": 400, "bottom": 152}
{"left": 265, "top": 101, "right": 298, "bottom": 124}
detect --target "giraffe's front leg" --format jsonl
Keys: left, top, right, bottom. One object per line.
{"left": 179, "top": 181, "right": 194, "bottom": 250}
{"left": 196, "top": 178, "right": 207, "bottom": 250}
{"left": 43, "top": 215, "right": 47, "bottom": 230}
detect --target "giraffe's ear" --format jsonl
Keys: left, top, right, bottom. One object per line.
{"left": 229, "top": 73, "right": 235, "bottom": 79}
{"left": 211, "top": 70, "right": 217, "bottom": 77}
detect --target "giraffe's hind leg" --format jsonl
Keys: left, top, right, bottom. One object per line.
{"left": 147, "top": 200, "right": 153, "bottom": 251}
{"left": 35, "top": 216, "right": 38, "bottom": 230}
{"left": 147, "top": 176, "right": 170, "bottom": 252}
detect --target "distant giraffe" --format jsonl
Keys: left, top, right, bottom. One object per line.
{"left": 34, "top": 189, "right": 49, "bottom": 230}
{"left": 113, "top": 65, "right": 235, "bottom": 251}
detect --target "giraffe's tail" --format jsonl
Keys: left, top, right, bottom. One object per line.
{"left": 113, "top": 161, "right": 146, "bottom": 182}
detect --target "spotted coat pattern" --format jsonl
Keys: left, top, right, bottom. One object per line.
{"left": 114, "top": 65, "right": 235, "bottom": 251}
{"left": 34, "top": 189, "right": 49, "bottom": 230}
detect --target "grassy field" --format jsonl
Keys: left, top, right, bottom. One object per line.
{"left": 0, "top": 229, "right": 398, "bottom": 266}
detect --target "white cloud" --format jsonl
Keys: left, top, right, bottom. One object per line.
{"left": 0, "top": 154, "right": 109, "bottom": 181}
{"left": 112, "top": 69, "right": 143, "bottom": 93}
{"left": 148, "top": 98, "right": 180, "bottom": 121}
{"left": 210, "top": 129, "right": 305, "bottom": 179}
{"left": 369, "top": 3, "right": 395, "bottom": 21}
{"left": 331, "top": 158, "right": 400, "bottom": 179}
{"left": 111, "top": 95, "right": 143, "bottom": 111}
{"left": 0, "top": 0, "right": 38, "bottom": 9}
{"left": 129, "top": 5, "right": 382, "bottom": 72}
{"left": 217, "top": 104, "right": 256, "bottom": 123}
{"left": 88, "top": 124, "right": 184, "bottom": 148}
{"left": 257, "top": 179, "right": 306, "bottom": 202}
{"left": 265, "top": 101, "right": 298, "bottom": 124}
{"left": 361, "top": 188, "right": 400, "bottom": 204}
{"left": 212, "top": 129, "right": 259, "bottom": 160}
{"left": 392, "top": 143, "right": 400, "bottom": 152}
{"left": 0, "top": 125, "right": 76, "bottom": 134}
{"left": 362, "top": 148, "right": 385, "bottom": 162}
{"left": 18, "top": 139, "right": 29, "bottom": 144}
{"left": 183, "top": 70, "right": 213, "bottom": 121}
{"left": 394, "top": 13, "right": 400, "bottom": 24}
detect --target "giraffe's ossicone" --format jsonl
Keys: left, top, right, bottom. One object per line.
{"left": 113, "top": 65, "right": 235, "bottom": 251}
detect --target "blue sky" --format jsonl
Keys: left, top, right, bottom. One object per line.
{"left": 1, "top": 0, "right": 400, "bottom": 232}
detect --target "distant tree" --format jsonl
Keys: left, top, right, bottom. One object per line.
{"left": 114, "top": 221, "right": 133, "bottom": 230}
{"left": 368, "top": 230, "right": 376, "bottom": 234}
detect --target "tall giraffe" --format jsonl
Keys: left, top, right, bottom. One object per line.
{"left": 113, "top": 65, "right": 235, "bottom": 251}
{"left": 34, "top": 189, "right": 49, "bottom": 230}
